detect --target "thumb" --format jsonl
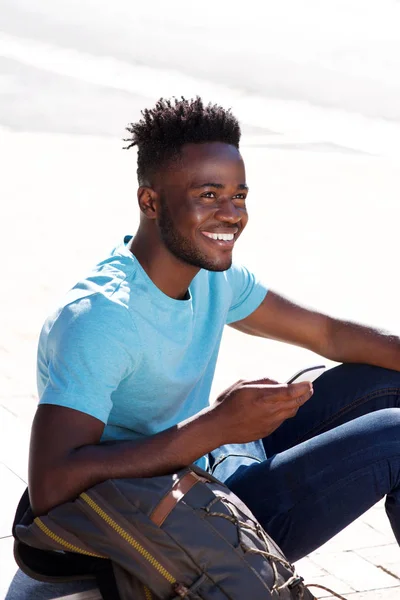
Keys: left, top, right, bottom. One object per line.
{"left": 244, "top": 376, "right": 280, "bottom": 386}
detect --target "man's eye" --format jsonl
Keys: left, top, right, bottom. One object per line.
{"left": 233, "top": 194, "right": 247, "bottom": 201}
{"left": 201, "top": 192, "right": 216, "bottom": 199}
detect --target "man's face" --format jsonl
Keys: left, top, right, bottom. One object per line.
{"left": 155, "top": 142, "right": 249, "bottom": 272}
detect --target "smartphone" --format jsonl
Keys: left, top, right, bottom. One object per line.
{"left": 286, "top": 365, "right": 326, "bottom": 384}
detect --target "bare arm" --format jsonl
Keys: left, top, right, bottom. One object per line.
{"left": 324, "top": 317, "right": 400, "bottom": 370}
{"left": 29, "top": 378, "right": 313, "bottom": 516}
{"left": 232, "top": 291, "right": 400, "bottom": 371}
{"left": 29, "top": 404, "right": 224, "bottom": 516}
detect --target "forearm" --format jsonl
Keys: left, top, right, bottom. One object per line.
{"left": 325, "top": 317, "right": 400, "bottom": 371}
{"left": 30, "top": 406, "right": 224, "bottom": 516}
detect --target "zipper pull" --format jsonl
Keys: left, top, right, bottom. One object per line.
{"left": 172, "top": 582, "right": 190, "bottom": 597}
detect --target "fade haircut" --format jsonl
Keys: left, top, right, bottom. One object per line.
{"left": 124, "top": 96, "right": 241, "bottom": 185}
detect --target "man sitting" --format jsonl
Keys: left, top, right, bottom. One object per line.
{"left": 7, "top": 97, "right": 400, "bottom": 599}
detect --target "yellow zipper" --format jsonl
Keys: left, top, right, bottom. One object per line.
{"left": 80, "top": 492, "right": 176, "bottom": 585}
{"left": 143, "top": 585, "right": 153, "bottom": 599}
{"left": 34, "top": 517, "right": 105, "bottom": 558}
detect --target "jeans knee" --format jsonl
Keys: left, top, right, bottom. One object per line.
{"left": 370, "top": 365, "right": 400, "bottom": 385}
{"left": 325, "top": 364, "right": 400, "bottom": 404}
{"left": 346, "top": 363, "right": 400, "bottom": 384}
{"left": 372, "top": 407, "right": 400, "bottom": 433}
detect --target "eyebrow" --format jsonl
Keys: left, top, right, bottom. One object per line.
{"left": 192, "top": 182, "right": 249, "bottom": 191}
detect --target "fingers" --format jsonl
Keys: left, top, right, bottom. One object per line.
{"left": 230, "top": 379, "right": 312, "bottom": 395}
{"left": 262, "top": 381, "right": 313, "bottom": 415}
{"left": 295, "top": 390, "right": 313, "bottom": 406}
{"left": 283, "top": 387, "right": 313, "bottom": 418}
{"left": 255, "top": 381, "right": 313, "bottom": 399}
{"left": 286, "top": 381, "right": 314, "bottom": 398}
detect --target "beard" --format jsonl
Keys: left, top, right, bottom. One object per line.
{"left": 158, "top": 199, "right": 232, "bottom": 272}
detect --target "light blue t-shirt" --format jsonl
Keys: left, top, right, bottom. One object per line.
{"left": 37, "top": 238, "right": 268, "bottom": 469}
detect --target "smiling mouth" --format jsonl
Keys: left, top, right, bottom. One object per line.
{"left": 200, "top": 230, "right": 237, "bottom": 248}
{"left": 202, "top": 231, "right": 235, "bottom": 241}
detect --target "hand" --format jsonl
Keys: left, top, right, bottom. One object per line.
{"left": 212, "top": 377, "right": 313, "bottom": 444}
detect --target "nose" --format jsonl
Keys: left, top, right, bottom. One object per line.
{"left": 215, "top": 199, "right": 243, "bottom": 224}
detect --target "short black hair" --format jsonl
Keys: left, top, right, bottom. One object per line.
{"left": 124, "top": 96, "right": 241, "bottom": 185}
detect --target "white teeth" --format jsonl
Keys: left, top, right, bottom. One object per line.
{"left": 203, "top": 232, "right": 234, "bottom": 241}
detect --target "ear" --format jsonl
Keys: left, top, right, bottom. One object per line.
{"left": 137, "top": 187, "right": 159, "bottom": 219}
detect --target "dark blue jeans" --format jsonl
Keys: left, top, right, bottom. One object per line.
{"left": 210, "top": 363, "right": 400, "bottom": 562}
{"left": 7, "top": 363, "right": 400, "bottom": 598}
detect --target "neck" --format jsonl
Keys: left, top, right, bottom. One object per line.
{"left": 128, "top": 227, "right": 200, "bottom": 300}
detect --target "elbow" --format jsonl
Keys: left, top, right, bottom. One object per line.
{"left": 29, "top": 467, "right": 74, "bottom": 517}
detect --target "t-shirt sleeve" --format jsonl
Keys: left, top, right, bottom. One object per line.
{"left": 38, "top": 295, "right": 139, "bottom": 424}
{"left": 225, "top": 263, "right": 268, "bottom": 325}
